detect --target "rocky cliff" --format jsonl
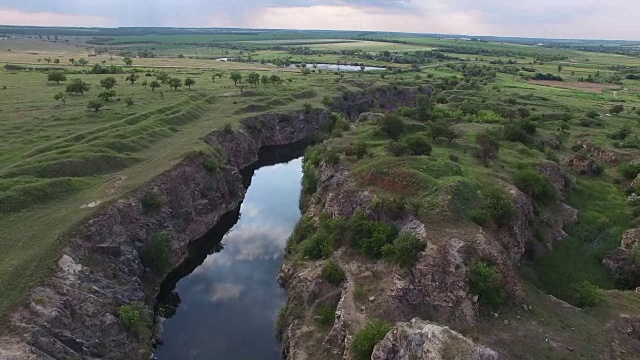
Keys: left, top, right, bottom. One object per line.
{"left": 0, "top": 86, "right": 418, "bottom": 359}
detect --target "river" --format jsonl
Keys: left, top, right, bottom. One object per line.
{"left": 155, "top": 145, "right": 304, "bottom": 360}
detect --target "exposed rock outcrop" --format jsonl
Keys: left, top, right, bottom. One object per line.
{"left": 603, "top": 249, "right": 640, "bottom": 289}
{"left": 567, "top": 155, "right": 601, "bottom": 175}
{"left": 371, "top": 318, "right": 499, "bottom": 360}
{"left": 578, "top": 140, "right": 627, "bottom": 164}
{"left": 536, "top": 161, "right": 565, "bottom": 191}
{"left": 621, "top": 228, "right": 640, "bottom": 251}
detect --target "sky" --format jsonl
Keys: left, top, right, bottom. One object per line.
{"left": 0, "top": 0, "right": 636, "bottom": 40}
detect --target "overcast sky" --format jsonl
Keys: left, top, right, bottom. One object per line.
{"left": 0, "top": 0, "right": 636, "bottom": 40}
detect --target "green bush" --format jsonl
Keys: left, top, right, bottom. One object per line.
{"left": 118, "top": 302, "right": 150, "bottom": 333}
{"left": 203, "top": 156, "right": 221, "bottom": 173}
{"left": 315, "top": 303, "right": 336, "bottom": 328}
{"left": 403, "top": 135, "right": 432, "bottom": 156}
{"left": 387, "top": 140, "right": 411, "bottom": 156}
{"left": 349, "top": 213, "right": 398, "bottom": 258}
{"left": 141, "top": 232, "right": 172, "bottom": 273}
{"left": 345, "top": 142, "right": 368, "bottom": 159}
{"left": 619, "top": 162, "right": 640, "bottom": 180}
{"left": 351, "top": 320, "right": 391, "bottom": 360}
{"left": 468, "top": 260, "right": 507, "bottom": 309}
{"left": 513, "top": 168, "right": 557, "bottom": 202}
{"left": 470, "top": 187, "right": 516, "bottom": 227}
{"left": 302, "top": 169, "right": 318, "bottom": 195}
{"left": 568, "top": 281, "right": 604, "bottom": 307}
{"left": 300, "top": 233, "right": 332, "bottom": 260}
{"left": 322, "top": 260, "right": 346, "bottom": 286}
{"left": 321, "top": 95, "right": 334, "bottom": 107}
{"left": 324, "top": 150, "right": 340, "bottom": 165}
{"left": 382, "top": 232, "right": 425, "bottom": 267}
{"left": 140, "top": 192, "right": 164, "bottom": 212}
{"left": 378, "top": 114, "right": 404, "bottom": 140}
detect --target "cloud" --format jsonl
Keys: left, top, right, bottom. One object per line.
{"left": 208, "top": 283, "right": 244, "bottom": 302}
{"left": 0, "top": 8, "right": 113, "bottom": 27}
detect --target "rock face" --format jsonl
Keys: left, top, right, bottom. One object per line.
{"left": 567, "top": 155, "right": 600, "bottom": 175}
{"left": 371, "top": 318, "right": 499, "bottom": 360}
{"left": 332, "top": 86, "right": 422, "bottom": 120}
{"left": 578, "top": 140, "right": 627, "bottom": 164}
{"left": 1, "top": 85, "right": 419, "bottom": 359}
{"left": 603, "top": 249, "right": 640, "bottom": 289}
{"left": 621, "top": 228, "right": 640, "bottom": 251}
{"left": 536, "top": 161, "right": 565, "bottom": 191}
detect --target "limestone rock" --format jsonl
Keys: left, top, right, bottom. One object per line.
{"left": 371, "top": 318, "right": 499, "bottom": 360}
{"left": 536, "top": 161, "right": 565, "bottom": 191}
{"left": 621, "top": 228, "right": 640, "bottom": 251}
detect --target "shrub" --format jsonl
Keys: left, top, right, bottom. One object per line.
{"left": 387, "top": 140, "right": 411, "bottom": 157}
{"left": 345, "top": 142, "right": 368, "bottom": 159}
{"left": 585, "top": 110, "right": 600, "bottom": 119}
{"left": 349, "top": 213, "right": 398, "bottom": 258}
{"left": 468, "top": 260, "right": 507, "bottom": 309}
{"left": 545, "top": 149, "right": 560, "bottom": 163}
{"left": 609, "top": 104, "right": 624, "bottom": 115}
{"left": 322, "top": 260, "right": 346, "bottom": 286}
{"left": 382, "top": 232, "right": 425, "bottom": 268}
{"left": 332, "top": 115, "right": 350, "bottom": 135}
{"left": 87, "top": 99, "right": 104, "bottom": 112}
{"left": 513, "top": 168, "right": 557, "bottom": 202}
{"left": 619, "top": 162, "right": 640, "bottom": 180}
{"left": 315, "top": 303, "right": 336, "bottom": 328}
{"left": 125, "top": 97, "right": 134, "bottom": 106}
{"left": 203, "top": 156, "right": 221, "bottom": 173}
{"left": 403, "top": 135, "right": 432, "bottom": 156}
{"left": 300, "top": 233, "right": 331, "bottom": 260}
{"left": 118, "top": 302, "right": 150, "bottom": 333}
{"left": 140, "top": 192, "right": 164, "bottom": 212}
{"left": 449, "top": 154, "right": 460, "bottom": 163}
{"left": 608, "top": 125, "right": 632, "bottom": 140}
{"left": 223, "top": 122, "right": 233, "bottom": 133}
{"left": 568, "top": 281, "right": 604, "bottom": 307}
{"left": 351, "top": 320, "right": 391, "bottom": 360}
{"left": 470, "top": 187, "right": 516, "bottom": 227}
{"left": 302, "top": 170, "right": 318, "bottom": 195}
{"left": 324, "top": 150, "right": 340, "bottom": 165}
{"left": 321, "top": 95, "right": 334, "bottom": 107}
{"left": 141, "top": 232, "right": 172, "bottom": 273}
{"left": 378, "top": 114, "right": 404, "bottom": 140}
{"left": 303, "top": 102, "right": 313, "bottom": 114}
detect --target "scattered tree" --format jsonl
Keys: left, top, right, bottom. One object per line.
{"left": 476, "top": 129, "right": 501, "bottom": 165}
{"left": 47, "top": 71, "right": 67, "bottom": 84}
{"left": 53, "top": 58, "right": 60, "bottom": 64}
{"left": 100, "top": 76, "right": 117, "bottom": 90}
{"left": 230, "top": 71, "right": 242, "bottom": 85}
{"left": 184, "top": 77, "right": 195, "bottom": 89}
{"left": 269, "top": 75, "right": 282, "bottom": 86}
{"left": 78, "top": 58, "right": 89, "bottom": 67}
{"left": 557, "top": 64, "right": 563, "bottom": 73}
{"left": 125, "top": 97, "right": 135, "bottom": 106}
{"left": 156, "top": 72, "right": 170, "bottom": 83}
{"left": 141, "top": 80, "right": 148, "bottom": 89}
{"left": 44, "top": 57, "right": 52, "bottom": 63}
{"left": 211, "top": 72, "right": 223, "bottom": 82}
{"left": 123, "top": 57, "right": 133, "bottom": 66}
{"left": 66, "top": 78, "right": 90, "bottom": 95}
{"left": 168, "top": 77, "right": 182, "bottom": 90}
{"left": 149, "top": 80, "right": 161, "bottom": 91}
{"left": 68, "top": 58, "right": 75, "bottom": 64}
{"left": 98, "top": 89, "right": 117, "bottom": 101}
{"left": 301, "top": 67, "right": 311, "bottom": 76}
{"left": 53, "top": 92, "right": 66, "bottom": 105}
{"left": 125, "top": 73, "right": 139, "bottom": 84}
{"left": 261, "top": 74, "right": 270, "bottom": 86}
{"left": 87, "top": 99, "right": 104, "bottom": 112}
{"left": 247, "top": 72, "right": 260, "bottom": 86}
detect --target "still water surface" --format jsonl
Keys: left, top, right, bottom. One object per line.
{"left": 155, "top": 155, "right": 303, "bottom": 360}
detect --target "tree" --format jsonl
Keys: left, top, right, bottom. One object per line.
{"left": 168, "top": 78, "right": 182, "bottom": 90}
{"left": 44, "top": 57, "right": 52, "bottom": 63}
{"left": 100, "top": 77, "right": 117, "bottom": 90}
{"left": 610, "top": 104, "right": 624, "bottom": 115}
{"left": 53, "top": 58, "right": 60, "bottom": 64}
{"left": 47, "top": 71, "right": 67, "bottom": 84}
{"left": 78, "top": 58, "right": 89, "bottom": 67}
{"left": 123, "top": 57, "right": 133, "bottom": 66}
{"left": 98, "top": 89, "right": 116, "bottom": 101}
{"left": 301, "top": 67, "right": 311, "bottom": 76}
{"left": 125, "top": 73, "right": 139, "bottom": 84}
{"left": 269, "top": 75, "right": 282, "bottom": 86}
{"left": 87, "top": 99, "right": 104, "bottom": 112}
{"left": 261, "top": 75, "right": 270, "bottom": 86}
{"left": 230, "top": 71, "right": 242, "bottom": 85}
{"left": 141, "top": 80, "right": 148, "bottom": 89}
{"left": 125, "top": 97, "right": 134, "bottom": 106}
{"left": 557, "top": 64, "right": 563, "bottom": 73}
{"left": 53, "top": 92, "right": 66, "bottom": 105}
{"left": 156, "top": 72, "right": 170, "bottom": 83}
{"left": 66, "top": 78, "right": 90, "bottom": 95}
{"left": 184, "top": 77, "right": 195, "bottom": 89}
{"left": 247, "top": 72, "right": 260, "bottom": 86}
{"left": 378, "top": 114, "right": 404, "bottom": 140}
{"left": 68, "top": 58, "right": 75, "bottom": 64}
{"left": 211, "top": 72, "right": 223, "bottom": 82}
{"left": 149, "top": 80, "right": 161, "bottom": 91}
{"left": 476, "top": 129, "right": 500, "bottom": 165}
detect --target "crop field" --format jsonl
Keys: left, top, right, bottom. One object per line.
{"left": 1, "top": 28, "right": 640, "bottom": 351}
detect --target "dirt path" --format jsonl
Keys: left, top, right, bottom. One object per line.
{"left": 336, "top": 255, "right": 367, "bottom": 331}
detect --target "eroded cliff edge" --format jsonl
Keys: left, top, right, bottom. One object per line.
{"left": 0, "top": 86, "right": 419, "bottom": 359}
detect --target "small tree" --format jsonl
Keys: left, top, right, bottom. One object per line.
{"left": 270, "top": 74, "right": 282, "bottom": 86}
{"left": 230, "top": 71, "right": 242, "bottom": 85}
{"left": 53, "top": 92, "right": 66, "bottom": 105}
{"left": 47, "top": 71, "right": 67, "bottom": 84}
{"left": 156, "top": 72, "right": 170, "bottom": 83}
{"left": 44, "top": 57, "right": 52, "bottom": 63}
{"left": 301, "top": 67, "right": 311, "bottom": 76}
{"left": 247, "top": 72, "right": 260, "bottom": 86}
{"left": 68, "top": 58, "right": 75, "bottom": 64}
{"left": 378, "top": 114, "right": 404, "bottom": 140}
{"left": 123, "top": 57, "right": 133, "bottom": 66}
{"left": 141, "top": 80, "right": 148, "bottom": 89}
{"left": 125, "top": 73, "right": 139, "bottom": 84}
{"left": 87, "top": 99, "right": 104, "bottom": 112}
{"left": 149, "top": 80, "right": 161, "bottom": 91}
{"left": 53, "top": 58, "right": 60, "bottom": 64}
{"left": 66, "top": 78, "right": 90, "bottom": 95}
{"left": 168, "top": 77, "right": 182, "bottom": 90}
{"left": 98, "top": 89, "right": 116, "bottom": 101}
{"left": 78, "top": 58, "right": 89, "bottom": 67}
{"left": 184, "top": 77, "right": 195, "bottom": 89}
{"left": 261, "top": 74, "right": 270, "bottom": 86}
{"left": 476, "top": 129, "right": 500, "bottom": 165}
{"left": 125, "top": 97, "right": 135, "bottom": 106}
{"left": 100, "top": 76, "right": 117, "bottom": 90}
{"left": 211, "top": 72, "right": 223, "bottom": 82}
{"left": 557, "top": 64, "right": 563, "bottom": 73}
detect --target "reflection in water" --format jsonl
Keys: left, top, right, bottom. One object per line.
{"left": 155, "top": 155, "right": 303, "bottom": 360}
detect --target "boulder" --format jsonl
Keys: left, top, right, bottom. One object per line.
{"left": 621, "top": 229, "right": 640, "bottom": 251}
{"left": 603, "top": 248, "right": 640, "bottom": 289}
{"left": 371, "top": 318, "right": 499, "bottom": 360}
